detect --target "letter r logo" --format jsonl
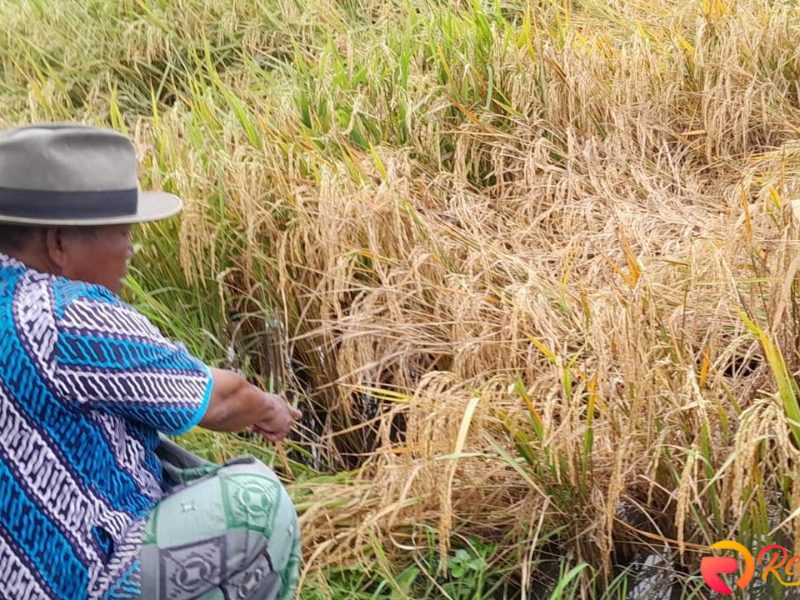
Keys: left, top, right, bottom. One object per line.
{"left": 701, "top": 541, "right": 755, "bottom": 594}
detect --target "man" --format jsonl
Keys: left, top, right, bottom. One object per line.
{"left": 0, "top": 124, "right": 302, "bottom": 599}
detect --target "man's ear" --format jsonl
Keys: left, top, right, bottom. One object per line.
{"left": 44, "top": 227, "right": 68, "bottom": 271}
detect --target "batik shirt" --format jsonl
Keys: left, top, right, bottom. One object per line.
{"left": 0, "top": 253, "right": 213, "bottom": 599}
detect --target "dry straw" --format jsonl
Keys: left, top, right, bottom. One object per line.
{"left": 2, "top": 0, "right": 800, "bottom": 594}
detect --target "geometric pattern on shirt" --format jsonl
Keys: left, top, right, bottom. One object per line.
{"left": 0, "top": 252, "right": 212, "bottom": 599}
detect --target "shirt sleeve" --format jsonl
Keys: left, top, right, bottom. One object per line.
{"left": 50, "top": 282, "right": 213, "bottom": 435}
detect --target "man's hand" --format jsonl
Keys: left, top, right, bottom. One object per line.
{"left": 200, "top": 368, "right": 302, "bottom": 441}
{"left": 252, "top": 393, "right": 303, "bottom": 442}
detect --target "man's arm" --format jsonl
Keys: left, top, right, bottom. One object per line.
{"left": 200, "top": 368, "right": 302, "bottom": 442}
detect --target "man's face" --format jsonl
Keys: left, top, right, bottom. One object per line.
{"left": 59, "top": 224, "right": 134, "bottom": 294}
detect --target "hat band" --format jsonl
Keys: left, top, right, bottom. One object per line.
{"left": 0, "top": 186, "right": 137, "bottom": 221}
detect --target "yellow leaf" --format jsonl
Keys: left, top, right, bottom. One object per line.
{"left": 699, "top": 347, "right": 711, "bottom": 388}
{"left": 527, "top": 334, "right": 558, "bottom": 364}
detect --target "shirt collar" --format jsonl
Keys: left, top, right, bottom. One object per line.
{"left": 0, "top": 252, "right": 28, "bottom": 270}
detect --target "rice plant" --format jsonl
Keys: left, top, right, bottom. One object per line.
{"left": 2, "top": 0, "right": 800, "bottom": 596}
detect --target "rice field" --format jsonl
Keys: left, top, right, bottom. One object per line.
{"left": 2, "top": 0, "right": 800, "bottom": 597}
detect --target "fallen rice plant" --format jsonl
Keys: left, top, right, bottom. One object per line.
{"left": 2, "top": 0, "right": 800, "bottom": 596}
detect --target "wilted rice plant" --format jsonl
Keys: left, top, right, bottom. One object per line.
{"left": 2, "top": 0, "right": 800, "bottom": 595}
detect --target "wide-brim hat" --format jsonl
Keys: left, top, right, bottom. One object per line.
{"left": 0, "top": 123, "right": 181, "bottom": 226}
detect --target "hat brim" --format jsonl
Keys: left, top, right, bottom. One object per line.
{"left": 0, "top": 191, "right": 182, "bottom": 226}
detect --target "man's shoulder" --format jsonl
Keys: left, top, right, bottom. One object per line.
{"left": 4, "top": 267, "right": 170, "bottom": 357}
{"left": 48, "top": 279, "right": 161, "bottom": 341}
{"left": 48, "top": 276, "right": 120, "bottom": 316}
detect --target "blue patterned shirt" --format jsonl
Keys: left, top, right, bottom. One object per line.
{"left": 0, "top": 253, "right": 213, "bottom": 599}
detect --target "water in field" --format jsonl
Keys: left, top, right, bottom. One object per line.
{"left": 626, "top": 553, "right": 676, "bottom": 600}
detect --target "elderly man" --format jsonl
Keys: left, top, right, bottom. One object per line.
{"left": 0, "top": 124, "right": 302, "bottom": 600}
